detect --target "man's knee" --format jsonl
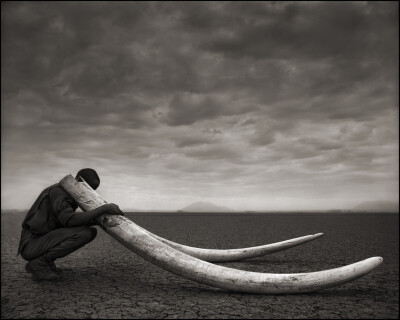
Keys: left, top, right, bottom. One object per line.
{"left": 88, "top": 227, "right": 97, "bottom": 241}
{"left": 83, "top": 227, "right": 97, "bottom": 242}
{"left": 20, "top": 249, "right": 33, "bottom": 262}
{"left": 75, "top": 226, "right": 97, "bottom": 244}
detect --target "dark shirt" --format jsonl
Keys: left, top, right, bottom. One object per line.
{"left": 17, "top": 184, "right": 78, "bottom": 255}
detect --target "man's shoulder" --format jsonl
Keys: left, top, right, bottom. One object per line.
{"left": 48, "top": 183, "right": 78, "bottom": 212}
{"left": 48, "top": 184, "right": 68, "bottom": 199}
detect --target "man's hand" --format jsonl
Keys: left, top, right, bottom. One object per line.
{"left": 67, "top": 203, "right": 124, "bottom": 228}
{"left": 100, "top": 203, "right": 124, "bottom": 216}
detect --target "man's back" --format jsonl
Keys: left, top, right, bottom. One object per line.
{"left": 18, "top": 183, "right": 77, "bottom": 255}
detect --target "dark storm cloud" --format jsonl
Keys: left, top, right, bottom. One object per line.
{"left": 2, "top": 1, "right": 397, "bottom": 129}
{"left": 175, "top": 1, "right": 398, "bottom": 127}
{"left": 165, "top": 92, "right": 257, "bottom": 126}
{"left": 200, "top": 2, "right": 397, "bottom": 61}
{"left": 2, "top": 1, "right": 162, "bottom": 135}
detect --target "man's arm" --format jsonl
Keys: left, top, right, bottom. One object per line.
{"left": 50, "top": 186, "right": 123, "bottom": 228}
{"left": 84, "top": 220, "right": 98, "bottom": 227}
{"left": 66, "top": 204, "right": 123, "bottom": 227}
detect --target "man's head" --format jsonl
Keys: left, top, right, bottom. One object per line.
{"left": 75, "top": 168, "right": 100, "bottom": 190}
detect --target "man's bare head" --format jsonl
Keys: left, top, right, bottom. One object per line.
{"left": 75, "top": 168, "right": 100, "bottom": 190}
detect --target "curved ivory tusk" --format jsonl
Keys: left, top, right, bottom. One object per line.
{"left": 104, "top": 218, "right": 382, "bottom": 294}
{"left": 60, "top": 175, "right": 383, "bottom": 294}
{"left": 135, "top": 223, "right": 324, "bottom": 262}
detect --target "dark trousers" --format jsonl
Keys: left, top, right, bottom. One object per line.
{"left": 20, "top": 226, "right": 97, "bottom": 261}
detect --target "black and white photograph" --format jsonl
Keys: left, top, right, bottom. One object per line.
{"left": 1, "top": 1, "right": 399, "bottom": 319}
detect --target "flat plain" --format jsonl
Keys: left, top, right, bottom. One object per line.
{"left": 1, "top": 212, "right": 399, "bottom": 319}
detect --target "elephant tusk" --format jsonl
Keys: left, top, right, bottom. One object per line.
{"left": 135, "top": 223, "right": 324, "bottom": 262}
{"left": 60, "top": 174, "right": 383, "bottom": 294}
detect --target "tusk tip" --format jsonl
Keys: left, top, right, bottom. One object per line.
{"left": 314, "top": 232, "right": 324, "bottom": 237}
{"left": 375, "top": 256, "right": 384, "bottom": 264}
{"left": 364, "top": 256, "right": 384, "bottom": 267}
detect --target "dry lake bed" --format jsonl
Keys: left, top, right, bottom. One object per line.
{"left": 1, "top": 212, "right": 398, "bottom": 319}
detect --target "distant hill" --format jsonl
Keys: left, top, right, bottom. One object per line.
{"left": 180, "top": 201, "right": 233, "bottom": 212}
{"left": 122, "top": 208, "right": 141, "bottom": 212}
{"left": 1, "top": 209, "right": 27, "bottom": 213}
{"left": 352, "top": 201, "right": 399, "bottom": 212}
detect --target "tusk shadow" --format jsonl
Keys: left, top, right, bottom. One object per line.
{"left": 216, "top": 258, "right": 310, "bottom": 265}
{"left": 311, "top": 287, "right": 384, "bottom": 297}
{"left": 160, "top": 283, "right": 382, "bottom": 297}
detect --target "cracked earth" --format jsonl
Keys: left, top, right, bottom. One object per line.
{"left": 2, "top": 212, "right": 398, "bottom": 319}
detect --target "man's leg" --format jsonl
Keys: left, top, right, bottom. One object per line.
{"left": 21, "top": 226, "right": 97, "bottom": 281}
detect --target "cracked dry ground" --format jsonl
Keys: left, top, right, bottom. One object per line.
{"left": 2, "top": 212, "right": 399, "bottom": 319}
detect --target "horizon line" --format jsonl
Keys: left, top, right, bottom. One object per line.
{"left": 2, "top": 208, "right": 398, "bottom": 213}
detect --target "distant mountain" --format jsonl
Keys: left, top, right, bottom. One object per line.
{"left": 352, "top": 201, "right": 399, "bottom": 212}
{"left": 1, "top": 209, "right": 27, "bottom": 213}
{"left": 122, "top": 208, "right": 141, "bottom": 212}
{"left": 180, "top": 201, "right": 233, "bottom": 212}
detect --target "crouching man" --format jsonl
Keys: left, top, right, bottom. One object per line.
{"left": 17, "top": 168, "right": 124, "bottom": 281}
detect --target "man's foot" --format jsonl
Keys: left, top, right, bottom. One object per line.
{"left": 25, "top": 256, "right": 61, "bottom": 281}
{"left": 48, "top": 260, "right": 64, "bottom": 275}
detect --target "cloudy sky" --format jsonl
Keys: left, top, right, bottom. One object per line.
{"left": 1, "top": 1, "right": 398, "bottom": 211}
